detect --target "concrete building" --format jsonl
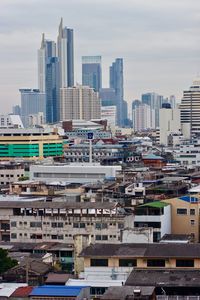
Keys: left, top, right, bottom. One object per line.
{"left": 82, "top": 56, "right": 102, "bottom": 92}
{"left": 134, "top": 202, "right": 171, "bottom": 242}
{"left": 0, "top": 163, "right": 24, "bottom": 186}
{"left": 30, "top": 163, "right": 122, "bottom": 183}
{"left": 12, "top": 105, "right": 21, "bottom": 116}
{"left": 0, "top": 128, "right": 63, "bottom": 160}
{"left": 20, "top": 89, "right": 46, "bottom": 127}
{"left": 159, "top": 106, "right": 181, "bottom": 145}
{"left": 60, "top": 86, "right": 101, "bottom": 121}
{"left": 0, "top": 200, "right": 132, "bottom": 246}
{"left": 180, "top": 79, "right": 200, "bottom": 138}
{"left": 132, "top": 103, "right": 155, "bottom": 131}
{"left": 80, "top": 243, "right": 200, "bottom": 283}
{"left": 0, "top": 115, "right": 23, "bottom": 129}
{"left": 174, "top": 140, "right": 200, "bottom": 165}
{"left": 163, "top": 196, "right": 200, "bottom": 242}
{"left": 142, "top": 92, "right": 164, "bottom": 127}
{"left": 28, "top": 112, "right": 45, "bottom": 127}
{"left": 101, "top": 106, "right": 117, "bottom": 127}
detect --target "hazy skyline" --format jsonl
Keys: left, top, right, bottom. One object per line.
{"left": 0, "top": 0, "right": 200, "bottom": 114}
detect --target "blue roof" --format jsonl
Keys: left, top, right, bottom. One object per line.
{"left": 179, "top": 196, "right": 198, "bottom": 203}
{"left": 30, "top": 286, "right": 88, "bottom": 297}
{"left": 143, "top": 154, "right": 164, "bottom": 160}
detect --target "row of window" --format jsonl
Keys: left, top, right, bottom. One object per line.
{"left": 11, "top": 233, "right": 118, "bottom": 241}
{"left": 177, "top": 208, "right": 196, "bottom": 215}
{"left": 11, "top": 221, "right": 124, "bottom": 229}
{"left": 90, "top": 259, "right": 195, "bottom": 268}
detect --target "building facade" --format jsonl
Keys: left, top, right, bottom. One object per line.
{"left": 82, "top": 56, "right": 102, "bottom": 92}
{"left": 0, "top": 128, "right": 63, "bottom": 160}
{"left": 20, "top": 89, "right": 46, "bottom": 127}
{"left": 179, "top": 79, "right": 200, "bottom": 139}
{"left": 60, "top": 86, "right": 101, "bottom": 121}
{"left": 132, "top": 103, "right": 155, "bottom": 131}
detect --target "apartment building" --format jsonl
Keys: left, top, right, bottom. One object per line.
{"left": 0, "top": 163, "right": 24, "bottom": 185}
{"left": 134, "top": 201, "right": 171, "bottom": 242}
{"left": 79, "top": 243, "right": 200, "bottom": 282}
{"left": 0, "top": 200, "right": 133, "bottom": 244}
{"left": 163, "top": 196, "right": 200, "bottom": 242}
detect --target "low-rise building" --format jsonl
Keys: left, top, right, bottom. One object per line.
{"left": 0, "top": 162, "right": 24, "bottom": 186}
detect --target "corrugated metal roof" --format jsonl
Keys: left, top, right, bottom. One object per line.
{"left": 30, "top": 285, "right": 88, "bottom": 297}
{"left": 139, "top": 201, "right": 169, "bottom": 208}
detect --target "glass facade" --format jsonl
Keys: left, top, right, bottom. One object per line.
{"left": 82, "top": 56, "right": 102, "bottom": 92}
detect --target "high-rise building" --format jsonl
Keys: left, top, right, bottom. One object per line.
{"left": 82, "top": 56, "right": 102, "bottom": 92}
{"left": 179, "top": 79, "right": 200, "bottom": 139}
{"left": 20, "top": 89, "right": 46, "bottom": 127}
{"left": 132, "top": 103, "right": 155, "bottom": 132}
{"left": 46, "top": 57, "right": 60, "bottom": 123}
{"left": 60, "top": 86, "right": 101, "bottom": 121}
{"left": 101, "top": 106, "right": 117, "bottom": 127}
{"left": 12, "top": 105, "right": 21, "bottom": 116}
{"left": 142, "top": 92, "right": 163, "bottom": 127}
{"left": 57, "top": 18, "right": 74, "bottom": 88}
{"left": 99, "top": 88, "right": 116, "bottom": 106}
{"left": 110, "top": 58, "right": 127, "bottom": 126}
{"left": 159, "top": 106, "right": 181, "bottom": 145}
{"left": 38, "top": 34, "right": 56, "bottom": 93}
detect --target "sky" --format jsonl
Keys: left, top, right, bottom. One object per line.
{"left": 0, "top": 0, "right": 200, "bottom": 115}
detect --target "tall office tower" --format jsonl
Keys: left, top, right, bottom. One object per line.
{"left": 169, "top": 95, "right": 176, "bottom": 109}
{"left": 179, "top": 79, "right": 200, "bottom": 139}
{"left": 60, "top": 86, "right": 101, "bottom": 121}
{"left": 82, "top": 56, "right": 102, "bottom": 92}
{"left": 57, "top": 18, "right": 74, "bottom": 88}
{"left": 159, "top": 105, "right": 181, "bottom": 145}
{"left": 132, "top": 103, "right": 155, "bottom": 132}
{"left": 12, "top": 105, "right": 21, "bottom": 116}
{"left": 46, "top": 57, "right": 60, "bottom": 123}
{"left": 20, "top": 89, "right": 46, "bottom": 127}
{"left": 38, "top": 34, "right": 56, "bottom": 93}
{"left": 110, "top": 58, "right": 127, "bottom": 126}
{"left": 99, "top": 88, "right": 116, "bottom": 106}
{"left": 142, "top": 92, "right": 163, "bottom": 127}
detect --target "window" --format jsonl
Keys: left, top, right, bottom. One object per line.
{"left": 177, "top": 208, "right": 187, "bottom": 215}
{"left": 190, "top": 209, "right": 195, "bottom": 215}
{"left": 30, "top": 222, "right": 41, "bottom": 228}
{"left": 91, "top": 259, "right": 108, "bottom": 267}
{"left": 73, "top": 223, "right": 79, "bottom": 228}
{"left": 95, "top": 223, "right": 107, "bottom": 229}
{"left": 51, "top": 235, "right": 57, "bottom": 240}
{"left": 119, "top": 259, "right": 137, "bottom": 267}
{"left": 95, "top": 235, "right": 101, "bottom": 241}
{"left": 118, "top": 223, "right": 124, "bottom": 229}
{"left": 190, "top": 220, "right": 195, "bottom": 226}
{"left": 176, "top": 259, "right": 194, "bottom": 267}
{"left": 11, "top": 233, "right": 17, "bottom": 239}
{"left": 58, "top": 222, "right": 63, "bottom": 228}
{"left": 147, "top": 259, "right": 166, "bottom": 267}
{"left": 11, "top": 221, "right": 16, "bottom": 227}
{"left": 58, "top": 235, "right": 64, "bottom": 240}
{"left": 102, "top": 235, "right": 108, "bottom": 240}
{"left": 80, "top": 223, "right": 85, "bottom": 228}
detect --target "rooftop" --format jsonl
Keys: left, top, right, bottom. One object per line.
{"left": 30, "top": 285, "right": 88, "bottom": 297}
{"left": 80, "top": 243, "right": 200, "bottom": 258}
{"left": 139, "top": 201, "right": 169, "bottom": 209}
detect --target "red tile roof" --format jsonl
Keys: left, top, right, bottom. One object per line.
{"left": 10, "top": 286, "right": 34, "bottom": 297}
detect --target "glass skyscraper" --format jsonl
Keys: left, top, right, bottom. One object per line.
{"left": 82, "top": 56, "right": 102, "bottom": 92}
{"left": 110, "top": 58, "right": 127, "bottom": 126}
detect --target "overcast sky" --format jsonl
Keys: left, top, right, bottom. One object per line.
{"left": 0, "top": 0, "right": 200, "bottom": 115}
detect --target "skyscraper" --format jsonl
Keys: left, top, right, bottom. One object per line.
{"left": 38, "top": 34, "right": 56, "bottom": 93}
{"left": 109, "top": 58, "right": 127, "bottom": 126}
{"left": 82, "top": 56, "right": 102, "bottom": 92}
{"left": 57, "top": 18, "right": 74, "bottom": 88}
{"left": 132, "top": 103, "right": 155, "bottom": 132}
{"left": 46, "top": 57, "right": 60, "bottom": 123}
{"left": 60, "top": 86, "right": 101, "bottom": 121}
{"left": 142, "top": 92, "right": 163, "bottom": 127}
{"left": 20, "top": 89, "right": 46, "bottom": 127}
{"left": 179, "top": 79, "right": 200, "bottom": 139}
{"left": 99, "top": 88, "right": 116, "bottom": 106}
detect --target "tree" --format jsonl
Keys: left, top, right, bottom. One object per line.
{"left": 0, "top": 248, "right": 18, "bottom": 274}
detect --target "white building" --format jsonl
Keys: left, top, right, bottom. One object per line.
{"left": 174, "top": 141, "right": 200, "bottom": 165}
{"left": 179, "top": 79, "right": 200, "bottom": 138}
{"left": 30, "top": 163, "right": 122, "bottom": 184}
{"left": 60, "top": 86, "right": 101, "bottom": 121}
{"left": 159, "top": 107, "right": 181, "bottom": 145}
{"left": 0, "top": 115, "right": 23, "bottom": 129}
{"left": 101, "top": 106, "right": 116, "bottom": 127}
{"left": 28, "top": 112, "right": 45, "bottom": 127}
{"left": 132, "top": 104, "right": 155, "bottom": 131}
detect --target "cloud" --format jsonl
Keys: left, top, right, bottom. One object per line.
{"left": 0, "top": 0, "right": 200, "bottom": 113}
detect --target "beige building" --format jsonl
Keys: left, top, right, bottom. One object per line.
{"left": 163, "top": 196, "right": 200, "bottom": 242}
{"left": 60, "top": 85, "right": 101, "bottom": 121}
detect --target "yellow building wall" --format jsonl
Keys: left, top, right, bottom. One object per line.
{"left": 163, "top": 197, "right": 200, "bottom": 242}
